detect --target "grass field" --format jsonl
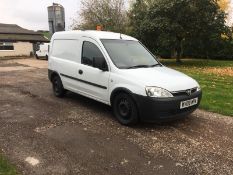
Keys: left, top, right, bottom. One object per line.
{"left": 0, "top": 155, "right": 17, "bottom": 175}
{"left": 160, "top": 59, "right": 233, "bottom": 116}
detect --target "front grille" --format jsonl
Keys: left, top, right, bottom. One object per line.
{"left": 172, "top": 87, "right": 197, "bottom": 97}
{"left": 158, "top": 105, "right": 198, "bottom": 118}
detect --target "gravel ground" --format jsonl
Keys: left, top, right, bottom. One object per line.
{"left": 0, "top": 59, "right": 232, "bottom": 175}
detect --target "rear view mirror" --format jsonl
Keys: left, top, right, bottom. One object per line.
{"left": 93, "top": 57, "right": 108, "bottom": 71}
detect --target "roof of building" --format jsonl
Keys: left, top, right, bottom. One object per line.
{"left": 0, "top": 23, "right": 49, "bottom": 42}
{"left": 52, "top": 30, "right": 138, "bottom": 41}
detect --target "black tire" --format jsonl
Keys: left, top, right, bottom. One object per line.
{"left": 52, "top": 75, "right": 65, "bottom": 97}
{"left": 113, "top": 93, "right": 139, "bottom": 125}
{"left": 35, "top": 54, "right": 39, "bottom": 59}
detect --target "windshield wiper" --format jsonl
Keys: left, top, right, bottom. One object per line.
{"left": 127, "top": 65, "right": 149, "bottom": 69}
{"left": 126, "top": 64, "right": 161, "bottom": 69}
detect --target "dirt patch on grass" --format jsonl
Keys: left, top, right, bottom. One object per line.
{"left": 204, "top": 67, "right": 233, "bottom": 77}
{"left": 178, "top": 66, "right": 233, "bottom": 77}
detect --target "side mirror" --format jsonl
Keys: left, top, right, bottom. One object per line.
{"left": 93, "top": 57, "right": 108, "bottom": 71}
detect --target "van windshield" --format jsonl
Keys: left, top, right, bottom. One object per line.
{"left": 101, "top": 39, "right": 160, "bottom": 69}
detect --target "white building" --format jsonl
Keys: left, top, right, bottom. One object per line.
{"left": 0, "top": 23, "right": 49, "bottom": 57}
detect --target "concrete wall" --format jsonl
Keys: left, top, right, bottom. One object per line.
{"left": 0, "top": 42, "right": 33, "bottom": 57}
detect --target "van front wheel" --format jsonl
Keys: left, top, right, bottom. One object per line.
{"left": 113, "top": 93, "right": 139, "bottom": 125}
{"left": 52, "top": 75, "right": 65, "bottom": 97}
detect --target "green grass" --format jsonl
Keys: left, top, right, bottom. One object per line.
{"left": 0, "top": 155, "right": 17, "bottom": 175}
{"left": 161, "top": 58, "right": 233, "bottom": 68}
{"left": 160, "top": 59, "right": 233, "bottom": 116}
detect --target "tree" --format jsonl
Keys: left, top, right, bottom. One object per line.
{"left": 129, "top": 0, "right": 228, "bottom": 62}
{"left": 71, "top": 0, "right": 128, "bottom": 33}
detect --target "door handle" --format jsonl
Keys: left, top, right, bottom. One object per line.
{"left": 79, "top": 70, "right": 83, "bottom": 75}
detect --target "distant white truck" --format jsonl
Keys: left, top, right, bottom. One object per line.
{"left": 36, "top": 43, "right": 49, "bottom": 60}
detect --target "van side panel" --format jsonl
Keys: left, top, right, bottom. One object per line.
{"left": 50, "top": 39, "right": 82, "bottom": 91}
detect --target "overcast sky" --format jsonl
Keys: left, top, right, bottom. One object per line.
{"left": 0, "top": 0, "right": 232, "bottom": 32}
{"left": 0, "top": 0, "right": 81, "bottom": 31}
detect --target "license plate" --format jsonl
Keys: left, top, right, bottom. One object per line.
{"left": 180, "top": 98, "right": 198, "bottom": 109}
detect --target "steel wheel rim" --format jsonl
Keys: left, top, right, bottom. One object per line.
{"left": 118, "top": 98, "right": 131, "bottom": 119}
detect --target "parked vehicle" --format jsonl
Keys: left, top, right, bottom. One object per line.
{"left": 48, "top": 31, "right": 202, "bottom": 125}
{"left": 36, "top": 43, "right": 49, "bottom": 60}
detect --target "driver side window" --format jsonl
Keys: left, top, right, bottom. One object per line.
{"left": 82, "top": 41, "right": 104, "bottom": 67}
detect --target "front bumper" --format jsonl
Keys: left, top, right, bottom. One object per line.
{"left": 133, "top": 90, "right": 202, "bottom": 122}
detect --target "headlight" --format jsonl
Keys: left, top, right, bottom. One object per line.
{"left": 145, "top": 87, "right": 173, "bottom": 98}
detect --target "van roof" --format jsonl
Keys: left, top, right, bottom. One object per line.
{"left": 52, "top": 30, "right": 138, "bottom": 41}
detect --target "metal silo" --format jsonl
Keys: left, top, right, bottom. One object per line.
{"left": 47, "top": 3, "right": 65, "bottom": 34}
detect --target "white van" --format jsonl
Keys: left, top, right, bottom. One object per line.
{"left": 48, "top": 30, "right": 202, "bottom": 125}
{"left": 36, "top": 43, "right": 49, "bottom": 59}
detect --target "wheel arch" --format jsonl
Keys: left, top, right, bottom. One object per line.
{"left": 48, "top": 70, "right": 60, "bottom": 82}
{"left": 110, "top": 87, "right": 139, "bottom": 108}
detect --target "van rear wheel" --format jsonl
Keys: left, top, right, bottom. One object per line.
{"left": 52, "top": 75, "right": 65, "bottom": 97}
{"left": 35, "top": 54, "right": 39, "bottom": 59}
{"left": 113, "top": 93, "right": 139, "bottom": 125}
